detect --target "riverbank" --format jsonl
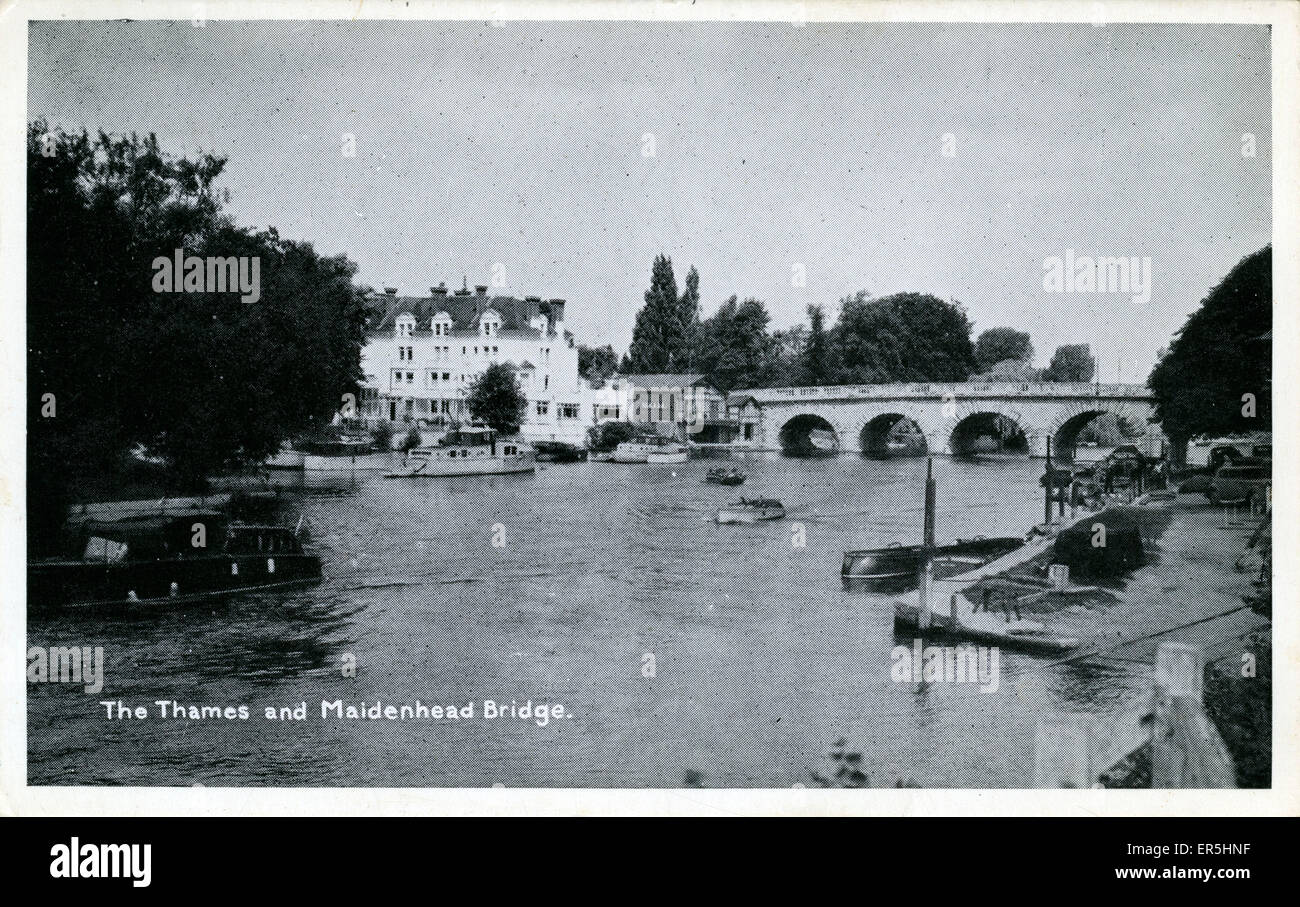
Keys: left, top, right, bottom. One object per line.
{"left": 964, "top": 489, "right": 1271, "bottom": 787}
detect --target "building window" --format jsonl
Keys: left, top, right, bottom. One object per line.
{"left": 560, "top": 403, "right": 579, "bottom": 419}
{"left": 536, "top": 401, "right": 549, "bottom": 416}
{"left": 406, "top": 372, "right": 414, "bottom": 383}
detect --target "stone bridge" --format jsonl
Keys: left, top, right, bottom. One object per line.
{"left": 740, "top": 382, "right": 1163, "bottom": 459}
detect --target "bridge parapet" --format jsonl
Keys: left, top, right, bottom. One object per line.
{"left": 738, "top": 382, "right": 1152, "bottom": 404}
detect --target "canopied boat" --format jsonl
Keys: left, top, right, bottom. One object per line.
{"left": 29, "top": 512, "right": 321, "bottom": 610}
{"left": 385, "top": 426, "right": 535, "bottom": 477}
{"left": 716, "top": 497, "right": 785, "bottom": 524}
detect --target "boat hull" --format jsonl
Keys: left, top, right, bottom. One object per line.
{"left": 716, "top": 507, "right": 785, "bottom": 524}
{"left": 646, "top": 451, "right": 688, "bottom": 464}
{"left": 302, "top": 451, "right": 393, "bottom": 471}
{"left": 28, "top": 553, "right": 322, "bottom": 610}
{"left": 386, "top": 456, "right": 536, "bottom": 478}
{"left": 842, "top": 538, "right": 1024, "bottom": 592}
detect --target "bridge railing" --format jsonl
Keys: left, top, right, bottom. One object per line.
{"left": 737, "top": 382, "right": 1151, "bottom": 404}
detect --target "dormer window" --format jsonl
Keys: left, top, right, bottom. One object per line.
{"left": 395, "top": 313, "right": 416, "bottom": 338}
{"left": 480, "top": 309, "right": 501, "bottom": 338}
{"left": 431, "top": 312, "right": 452, "bottom": 337}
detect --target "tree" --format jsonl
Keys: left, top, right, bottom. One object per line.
{"left": 27, "top": 121, "right": 367, "bottom": 551}
{"left": 1044, "top": 344, "right": 1096, "bottom": 382}
{"left": 695, "top": 296, "right": 775, "bottom": 393}
{"left": 624, "top": 254, "right": 695, "bottom": 373}
{"left": 1148, "top": 246, "right": 1271, "bottom": 447}
{"left": 578, "top": 344, "right": 618, "bottom": 388}
{"left": 676, "top": 265, "right": 701, "bottom": 370}
{"left": 465, "top": 363, "right": 528, "bottom": 435}
{"left": 974, "top": 328, "right": 1034, "bottom": 373}
{"left": 830, "top": 291, "right": 977, "bottom": 383}
{"left": 801, "top": 303, "right": 832, "bottom": 386}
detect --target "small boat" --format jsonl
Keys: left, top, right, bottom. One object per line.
{"left": 533, "top": 441, "right": 587, "bottom": 463}
{"left": 300, "top": 437, "right": 392, "bottom": 472}
{"left": 589, "top": 451, "right": 617, "bottom": 463}
{"left": 809, "top": 429, "right": 838, "bottom": 452}
{"left": 841, "top": 537, "right": 1024, "bottom": 592}
{"left": 716, "top": 497, "right": 785, "bottom": 524}
{"left": 646, "top": 444, "right": 688, "bottom": 464}
{"left": 704, "top": 467, "right": 746, "bottom": 486}
{"left": 29, "top": 512, "right": 321, "bottom": 610}
{"left": 385, "top": 426, "right": 535, "bottom": 477}
{"left": 614, "top": 436, "right": 684, "bottom": 463}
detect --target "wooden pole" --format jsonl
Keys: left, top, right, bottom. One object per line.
{"left": 1044, "top": 436, "right": 1054, "bottom": 525}
{"left": 917, "top": 457, "right": 936, "bottom": 631}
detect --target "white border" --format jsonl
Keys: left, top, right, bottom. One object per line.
{"left": 1, "top": 0, "right": 1295, "bottom": 817}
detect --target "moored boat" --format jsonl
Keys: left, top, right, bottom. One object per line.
{"left": 29, "top": 512, "right": 321, "bottom": 610}
{"left": 264, "top": 442, "right": 306, "bottom": 469}
{"left": 704, "top": 467, "right": 746, "bottom": 485}
{"left": 300, "top": 437, "right": 392, "bottom": 472}
{"left": 841, "top": 536, "right": 1024, "bottom": 592}
{"left": 646, "top": 444, "right": 689, "bottom": 464}
{"left": 385, "top": 426, "right": 535, "bottom": 477}
{"left": 613, "top": 436, "right": 684, "bottom": 463}
{"left": 716, "top": 497, "right": 785, "bottom": 524}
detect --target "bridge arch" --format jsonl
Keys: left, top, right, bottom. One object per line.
{"left": 777, "top": 412, "right": 842, "bottom": 455}
{"left": 947, "top": 408, "right": 1031, "bottom": 457}
{"left": 856, "top": 410, "right": 929, "bottom": 457}
{"left": 1046, "top": 402, "right": 1154, "bottom": 462}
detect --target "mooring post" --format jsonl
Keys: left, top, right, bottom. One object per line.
{"left": 1044, "top": 436, "right": 1054, "bottom": 525}
{"left": 917, "top": 457, "right": 936, "bottom": 631}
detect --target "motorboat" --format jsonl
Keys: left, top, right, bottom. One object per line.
{"left": 704, "top": 467, "right": 746, "bottom": 486}
{"left": 28, "top": 512, "right": 321, "bottom": 610}
{"left": 841, "top": 536, "right": 1024, "bottom": 592}
{"left": 613, "top": 436, "right": 685, "bottom": 463}
{"left": 716, "top": 497, "right": 785, "bottom": 524}
{"left": 385, "top": 426, "right": 535, "bottom": 477}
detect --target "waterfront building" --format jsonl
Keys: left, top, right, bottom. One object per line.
{"left": 359, "top": 282, "right": 587, "bottom": 445}
{"left": 616, "top": 373, "right": 738, "bottom": 444}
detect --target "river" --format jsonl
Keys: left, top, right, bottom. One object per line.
{"left": 28, "top": 453, "right": 1154, "bottom": 788}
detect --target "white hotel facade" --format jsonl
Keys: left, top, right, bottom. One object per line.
{"left": 359, "top": 281, "right": 589, "bottom": 445}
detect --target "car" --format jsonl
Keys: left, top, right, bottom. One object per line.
{"left": 1206, "top": 464, "right": 1271, "bottom": 507}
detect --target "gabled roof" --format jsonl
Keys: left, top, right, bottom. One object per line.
{"left": 367, "top": 290, "right": 565, "bottom": 337}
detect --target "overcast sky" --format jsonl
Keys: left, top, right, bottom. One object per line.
{"left": 29, "top": 19, "right": 1270, "bottom": 381}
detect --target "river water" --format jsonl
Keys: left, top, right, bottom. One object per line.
{"left": 28, "top": 453, "right": 1154, "bottom": 787}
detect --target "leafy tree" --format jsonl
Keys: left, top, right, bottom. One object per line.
{"left": 578, "top": 344, "right": 619, "bottom": 388}
{"left": 974, "top": 328, "right": 1034, "bottom": 372}
{"left": 769, "top": 325, "right": 808, "bottom": 387}
{"left": 977, "top": 358, "right": 1043, "bottom": 381}
{"left": 695, "top": 296, "right": 775, "bottom": 393}
{"left": 1148, "top": 246, "right": 1271, "bottom": 448}
{"left": 802, "top": 303, "right": 832, "bottom": 386}
{"left": 830, "top": 291, "right": 977, "bottom": 383}
{"left": 1044, "top": 344, "right": 1096, "bottom": 382}
{"left": 465, "top": 363, "right": 528, "bottom": 435}
{"left": 624, "top": 254, "right": 696, "bottom": 373}
{"left": 27, "top": 121, "right": 366, "bottom": 551}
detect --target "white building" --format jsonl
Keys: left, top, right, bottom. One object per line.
{"left": 360, "top": 282, "right": 587, "bottom": 445}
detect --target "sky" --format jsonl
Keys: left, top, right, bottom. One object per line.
{"left": 28, "top": 19, "right": 1270, "bottom": 381}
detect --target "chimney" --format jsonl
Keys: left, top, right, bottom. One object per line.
{"left": 384, "top": 287, "right": 398, "bottom": 296}
{"left": 475, "top": 285, "right": 488, "bottom": 296}
{"left": 432, "top": 283, "right": 448, "bottom": 297}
